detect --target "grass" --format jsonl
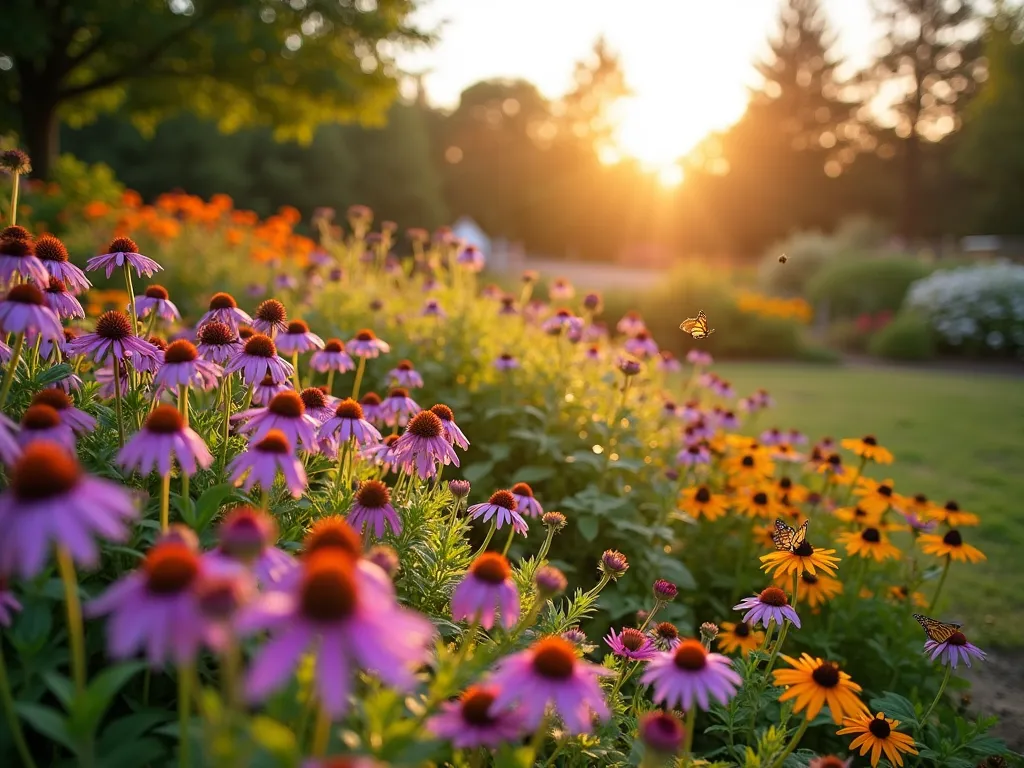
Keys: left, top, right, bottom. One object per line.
{"left": 715, "top": 362, "right": 1024, "bottom": 648}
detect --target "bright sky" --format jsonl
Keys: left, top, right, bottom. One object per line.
{"left": 398, "top": 0, "right": 879, "bottom": 180}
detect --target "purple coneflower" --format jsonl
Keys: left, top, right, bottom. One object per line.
{"left": 0, "top": 284, "right": 64, "bottom": 341}
{"left": 541, "top": 308, "right": 577, "bottom": 335}
{"left": 498, "top": 295, "right": 518, "bottom": 316}
{"left": 347, "top": 328, "right": 391, "bottom": 358}
{"left": 239, "top": 549, "right": 434, "bottom": 719}
{"left": 380, "top": 387, "right": 421, "bottom": 428}
{"left": 686, "top": 349, "right": 713, "bottom": 367}
{"left": 456, "top": 244, "right": 486, "bottom": 272}
{"left": 734, "top": 586, "right": 802, "bottom": 629}
{"left": 227, "top": 429, "right": 308, "bottom": 499}
{"left": 676, "top": 442, "right": 711, "bottom": 467}
{"left": 605, "top": 627, "right": 658, "bottom": 661}
{"left": 759, "top": 427, "right": 784, "bottom": 446}
{"left": 510, "top": 482, "right": 543, "bottom": 518}
{"left": 468, "top": 490, "right": 528, "bottom": 535}
{"left": 625, "top": 331, "right": 659, "bottom": 359}
{"left": 617, "top": 311, "right": 646, "bottom": 337}
{"left": 234, "top": 391, "right": 320, "bottom": 452}
{"left": 488, "top": 635, "right": 611, "bottom": 733}
{"left": 86, "top": 236, "right": 162, "bottom": 278}
{"left": 43, "top": 278, "right": 84, "bottom": 319}
{"left": 0, "top": 442, "right": 137, "bottom": 577}
{"left": 430, "top": 403, "right": 470, "bottom": 450}
{"left": 67, "top": 310, "right": 161, "bottom": 364}
{"left": 0, "top": 577, "right": 21, "bottom": 627}
{"left": 348, "top": 480, "right": 401, "bottom": 539}
{"left": 650, "top": 621, "right": 682, "bottom": 651}
{"left": 639, "top": 711, "right": 685, "bottom": 757}
{"left": 299, "top": 387, "right": 334, "bottom": 423}
{"left": 388, "top": 360, "right": 425, "bottom": 389}
{"left": 310, "top": 338, "right": 355, "bottom": 373}
{"left": 583, "top": 346, "right": 602, "bottom": 363}
{"left": 392, "top": 410, "right": 459, "bottom": 478}
{"left": 427, "top": 685, "right": 526, "bottom": 749}
{"left": 657, "top": 350, "right": 682, "bottom": 372}
{"left": 95, "top": 364, "right": 129, "bottom": 398}
{"left": 452, "top": 553, "right": 520, "bottom": 630}
{"left": 35, "top": 234, "right": 91, "bottom": 294}
{"left": 118, "top": 405, "right": 213, "bottom": 477}
{"left": 494, "top": 353, "right": 520, "bottom": 371}
{"left": 0, "top": 234, "right": 48, "bottom": 284}
{"left": 223, "top": 333, "right": 294, "bottom": 386}
{"left": 275, "top": 319, "right": 324, "bottom": 355}
{"left": 203, "top": 507, "right": 297, "bottom": 587}
{"left": 924, "top": 630, "right": 986, "bottom": 669}
{"left": 197, "top": 292, "right": 252, "bottom": 331}
{"left": 361, "top": 433, "right": 402, "bottom": 473}
{"left": 0, "top": 413, "right": 21, "bottom": 466}
{"left": 252, "top": 374, "right": 292, "bottom": 406}
{"left": 17, "top": 404, "right": 77, "bottom": 453}
{"left": 713, "top": 407, "right": 740, "bottom": 431}
{"left": 422, "top": 298, "right": 446, "bottom": 318}
{"left": 154, "top": 340, "right": 223, "bottom": 392}
{"left": 319, "top": 398, "right": 382, "bottom": 446}
{"left": 642, "top": 639, "right": 742, "bottom": 710}
{"left": 135, "top": 285, "right": 180, "bottom": 322}
{"left": 196, "top": 321, "right": 243, "bottom": 364}
{"left": 549, "top": 278, "right": 574, "bottom": 301}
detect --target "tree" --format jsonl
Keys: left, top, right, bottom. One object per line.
{"left": 0, "top": 0, "right": 428, "bottom": 179}
{"left": 863, "top": 0, "right": 983, "bottom": 241}
{"left": 559, "top": 37, "right": 632, "bottom": 153}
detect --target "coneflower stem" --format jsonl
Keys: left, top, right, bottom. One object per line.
{"left": 160, "top": 472, "right": 171, "bottom": 532}
{"left": 56, "top": 547, "right": 87, "bottom": 695}
{"left": 351, "top": 357, "right": 366, "bottom": 400}
{"left": 927, "top": 557, "right": 951, "bottom": 614}
{"left": 919, "top": 663, "right": 952, "bottom": 726}
{"left": 0, "top": 332, "right": 24, "bottom": 409}
{"left": 220, "top": 375, "right": 233, "bottom": 468}
{"left": 528, "top": 713, "right": 550, "bottom": 761}
{"left": 181, "top": 471, "right": 190, "bottom": 521}
{"left": 500, "top": 525, "right": 517, "bottom": 556}
{"left": 766, "top": 717, "right": 809, "bottom": 768}
{"left": 8, "top": 173, "right": 20, "bottom": 226}
{"left": 112, "top": 357, "right": 125, "bottom": 448}
{"left": 326, "top": 369, "right": 335, "bottom": 396}
{"left": 179, "top": 385, "right": 189, "bottom": 428}
{"left": 311, "top": 702, "right": 331, "bottom": 756}
{"left": 471, "top": 520, "right": 497, "bottom": 559}
{"left": 583, "top": 573, "right": 612, "bottom": 601}
{"left": 764, "top": 620, "right": 791, "bottom": 678}
{"left": 0, "top": 639, "right": 38, "bottom": 768}
{"left": 681, "top": 705, "right": 697, "bottom": 764}
{"left": 291, "top": 351, "right": 301, "bottom": 391}
{"left": 536, "top": 527, "right": 556, "bottom": 563}
{"left": 638, "top": 601, "right": 663, "bottom": 633}
{"left": 177, "top": 664, "right": 191, "bottom": 768}
{"left": 28, "top": 332, "right": 42, "bottom": 377}
{"left": 260, "top": 488, "right": 269, "bottom": 510}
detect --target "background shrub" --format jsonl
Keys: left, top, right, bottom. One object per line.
{"left": 807, "top": 255, "right": 933, "bottom": 319}
{"left": 868, "top": 312, "right": 937, "bottom": 360}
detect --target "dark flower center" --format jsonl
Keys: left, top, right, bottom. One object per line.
{"left": 107, "top": 236, "right": 139, "bottom": 254}
{"left": 879, "top": 484, "right": 893, "bottom": 497}
{"left": 388, "top": 387, "right": 409, "bottom": 399}
{"left": 408, "top": 410, "right": 443, "bottom": 438}
{"left": 254, "top": 430, "right": 291, "bottom": 454}
{"left": 198, "top": 321, "right": 235, "bottom": 345}
{"left": 334, "top": 398, "right": 364, "bottom": 420}
{"left": 793, "top": 540, "right": 814, "bottom": 557}
{"left": 355, "top": 329, "right": 375, "bottom": 341}
{"left": 944, "top": 500, "right": 959, "bottom": 511}
{"left": 811, "top": 662, "right": 841, "bottom": 688}
{"left": 397, "top": 359, "right": 413, "bottom": 370}
{"left": 430, "top": 403, "right": 454, "bottom": 422}
{"left": 196, "top": 577, "right": 246, "bottom": 619}
{"left": 459, "top": 687, "right": 498, "bottom": 726}
{"left": 914, "top": 493, "right": 928, "bottom": 503}
{"left": 46, "top": 278, "right": 66, "bottom": 294}
{"left": 531, "top": 637, "right": 576, "bottom": 680}
{"left": 148, "top": 335, "right": 167, "bottom": 351}
{"left": 96, "top": 310, "right": 132, "bottom": 340}
{"left": 304, "top": 517, "right": 362, "bottom": 558}
{"left": 620, "top": 628, "right": 647, "bottom": 651}
{"left": 360, "top": 392, "right": 381, "bottom": 406}
{"left": 324, "top": 338, "right": 344, "bottom": 352}
{"left": 300, "top": 387, "right": 328, "bottom": 410}
{"left": 383, "top": 434, "right": 400, "bottom": 447}
{"left": 868, "top": 716, "right": 892, "bottom": 738}
{"left": 164, "top": 340, "right": 198, "bottom": 364}
{"left": 695, "top": 487, "right": 711, "bottom": 503}
{"left": 144, "top": 543, "right": 200, "bottom": 595}
{"left": 470, "top": 552, "right": 511, "bottom": 584}
{"left": 258, "top": 375, "right": 276, "bottom": 387}
{"left": 759, "top": 586, "right": 788, "bottom": 606}
{"left": 673, "top": 640, "right": 708, "bottom": 671}
{"left": 238, "top": 326, "right": 254, "bottom": 340}
{"left": 7, "top": 283, "right": 45, "bottom": 305}
{"left": 863, "top": 435, "right": 878, "bottom": 446}
{"left": 146, "top": 405, "right": 185, "bottom": 434}
{"left": 144, "top": 285, "right": 169, "bottom": 299}
{"left": 268, "top": 391, "right": 304, "bottom": 418}
{"left": 31, "top": 388, "right": 71, "bottom": 411}
{"left": 355, "top": 479, "right": 390, "bottom": 509}
{"left": 854, "top": 507, "right": 868, "bottom": 518}
{"left": 11, "top": 442, "right": 81, "bottom": 500}
{"left": 753, "top": 492, "right": 769, "bottom": 505}
{"left": 948, "top": 631, "right": 967, "bottom": 646}
{"left": 21, "top": 404, "right": 60, "bottom": 430}
{"left": 511, "top": 482, "right": 534, "bottom": 498}
{"left": 500, "top": 352, "right": 514, "bottom": 361}
{"left": 299, "top": 553, "right": 359, "bottom": 622}
{"left": 801, "top": 572, "right": 820, "bottom": 585}
{"left": 861, "top": 527, "right": 881, "bottom": 543}
{"left": 286, "top": 320, "right": 308, "bottom": 335}
{"left": 734, "top": 621, "right": 751, "bottom": 637}
{"left": 243, "top": 334, "right": 276, "bottom": 357}
{"left": 779, "top": 477, "right": 792, "bottom": 489}
{"left": 741, "top": 456, "right": 755, "bottom": 467}
{"left": 1, "top": 225, "right": 31, "bottom": 242}
{"left": 487, "top": 490, "right": 517, "bottom": 510}
{"left": 687, "top": 445, "right": 700, "bottom": 455}
{"left": 209, "top": 292, "right": 238, "bottom": 310}
{"left": 255, "top": 299, "right": 287, "bottom": 324}
{"left": 943, "top": 530, "right": 963, "bottom": 546}
{"left": 655, "top": 622, "right": 679, "bottom": 640}
{"left": 827, "top": 453, "right": 842, "bottom": 466}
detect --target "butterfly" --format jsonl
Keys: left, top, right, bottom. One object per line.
{"left": 778, "top": 254, "right": 788, "bottom": 264}
{"left": 679, "top": 310, "right": 716, "bottom": 340}
{"left": 913, "top": 613, "right": 962, "bottom": 643}
{"left": 771, "top": 518, "right": 809, "bottom": 552}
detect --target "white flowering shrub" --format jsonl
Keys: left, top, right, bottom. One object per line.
{"left": 905, "top": 262, "right": 1024, "bottom": 355}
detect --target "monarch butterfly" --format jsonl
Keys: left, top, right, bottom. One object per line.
{"left": 679, "top": 310, "right": 716, "bottom": 339}
{"left": 913, "top": 613, "right": 962, "bottom": 643}
{"left": 771, "top": 518, "right": 809, "bottom": 552}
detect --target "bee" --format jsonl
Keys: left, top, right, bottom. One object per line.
{"left": 679, "top": 310, "right": 716, "bottom": 340}
{"left": 779, "top": 254, "right": 788, "bottom": 264}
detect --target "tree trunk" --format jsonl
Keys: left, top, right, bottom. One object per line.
{"left": 21, "top": 97, "right": 60, "bottom": 182}
{"left": 901, "top": 130, "right": 920, "bottom": 245}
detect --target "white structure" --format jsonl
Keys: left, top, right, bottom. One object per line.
{"left": 452, "top": 216, "right": 492, "bottom": 257}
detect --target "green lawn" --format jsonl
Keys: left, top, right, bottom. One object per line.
{"left": 715, "top": 362, "right": 1024, "bottom": 647}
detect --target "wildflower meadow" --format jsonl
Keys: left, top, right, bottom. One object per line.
{"left": 0, "top": 151, "right": 1014, "bottom": 767}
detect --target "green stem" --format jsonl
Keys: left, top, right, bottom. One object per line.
{"left": 919, "top": 663, "right": 952, "bottom": 726}
{"left": 764, "top": 620, "right": 791, "bottom": 678}
{"left": 9, "top": 173, "right": 20, "bottom": 226}
{"left": 56, "top": 546, "right": 87, "bottom": 696}
{"left": 351, "top": 356, "right": 366, "bottom": 400}
{"left": 681, "top": 705, "right": 697, "bottom": 765}
{"left": 179, "top": 385, "right": 190, "bottom": 427}
{"left": 291, "top": 351, "right": 301, "bottom": 391}
{"left": 311, "top": 702, "right": 331, "bottom": 756}
{"left": 500, "top": 524, "right": 516, "bottom": 556}
{"left": 178, "top": 664, "right": 191, "bottom": 768}
{"left": 181, "top": 471, "right": 190, "bottom": 521}
{"left": 536, "top": 526, "right": 556, "bottom": 563}
{"left": 0, "top": 642, "right": 38, "bottom": 768}
{"left": 471, "top": 520, "right": 497, "bottom": 559}
{"left": 220, "top": 375, "right": 233, "bottom": 468}
{"left": 528, "top": 713, "right": 551, "bottom": 762}
{"left": 638, "top": 601, "right": 663, "bottom": 633}
{"left": 583, "top": 573, "right": 612, "bottom": 601}
{"left": 160, "top": 472, "right": 171, "bottom": 532}
{"left": 767, "top": 717, "right": 809, "bottom": 768}
{"left": 543, "top": 737, "right": 567, "bottom": 768}
{"left": 112, "top": 357, "right": 125, "bottom": 448}
{"left": 326, "top": 369, "right": 335, "bottom": 397}
{"left": 28, "top": 333, "right": 42, "bottom": 377}
{"left": 927, "top": 557, "right": 951, "bottom": 614}
{"left": 0, "top": 332, "right": 25, "bottom": 409}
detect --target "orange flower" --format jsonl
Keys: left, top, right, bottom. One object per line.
{"left": 83, "top": 201, "right": 110, "bottom": 219}
{"left": 853, "top": 478, "right": 897, "bottom": 516}
{"left": 225, "top": 228, "right": 245, "bottom": 247}
{"left": 121, "top": 190, "right": 143, "bottom": 209}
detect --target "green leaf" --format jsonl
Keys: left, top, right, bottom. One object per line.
{"left": 249, "top": 715, "right": 298, "bottom": 758}
{"left": 194, "top": 483, "right": 236, "bottom": 531}
{"left": 69, "top": 661, "right": 146, "bottom": 739}
{"left": 577, "top": 515, "right": 600, "bottom": 541}
{"left": 38, "top": 363, "right": 73, "bottom": 385}
{"left": 42, "top": 672, "right": 75, "bottom": 709}
{"left": 14, "top": 702, "right": 76, "bottom": 752}
{"left": 98, "top": 738, "right": 165, "bottom": 768}
{"left": 493, "top": 745, "right": 535, "bottom": 768}
{"left": 99, "top": 710, "right": 171, "bottom": 750}
{"left": 10, "top": 601, "right": 53, "bottom": 653}
{"left": 488, "top": 443, "right": 512, "bottom": 462}
{"left": 462, "top": 461, "right": 495, "bottom": 485}
{"left": 868, "top": 691, "right": 919, "bottom": 727}
{"left": 511, "top": 466, "right": 556, "bottom": 484}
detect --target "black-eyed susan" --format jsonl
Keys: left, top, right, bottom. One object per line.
{"left": 840, "top": 435, "right": 894, "bottom": 465}
{"left": 814, "top": 452, "right": 854, "bottom": 485}
{"left": 717, "top": 620, "right": 764, "bottom": 655}
{"left": 775, "top": 570, "right": 844, "bottom": 609}
{"left": 895, "top": 492, "right": 935, "bottom": 521}
{"left": 931, "top": 500, "right": 980, "bottom": 527}
{"left": 837, "top": 527, "right": 902, "bottom": 562}
{"left": 833, "top": 504, "right": 882, "bottom": 527}
{"left": 918, "top": 529, "right": 986, "bottom": 563}
{"left": 773, "top": 654, "right": 869, "bottom": 725}
{"left": 887, "top": 585, "right": 927, "bottom": 608}
{"left": 677, "top": 484, "right": 728, "bottom": 522}
{"left": 837, "top": 712, "right": 918, "bottom": 767}
{"left": 725, "top": 447, "right": 775, "bottom": 485}
{"left": 733, "top": 486, "right": 781, "bottom": 520}
{"left": 853, "top": 477, "right": 897, "bottom": 516}
{"left": 774, "top": 476, "right": 809, "bottom": 504}
{"left": 760, "top": 536, "right": 840, "bottom": 578}
{"left": 752, "top": 522, "right": 777, "bottom": 551}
